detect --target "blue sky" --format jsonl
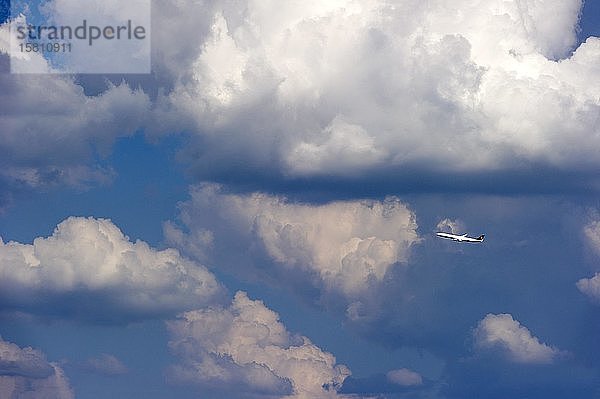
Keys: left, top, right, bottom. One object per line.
{"left": 1, "top": 1, "right": 600, "bottom": 398}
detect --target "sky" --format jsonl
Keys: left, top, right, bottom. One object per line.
{"left": 1, "top": 0, "right": 600, "bottom": 398}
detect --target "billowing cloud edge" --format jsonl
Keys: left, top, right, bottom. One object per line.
{"left": 166, "top": 184, "right": 421, "bottom": 312}
{"left": 0, "top": 216, "right": 224, "bottom": 322}
{"left": 473, "top": 313, "right": 563, "bottom": 364}
{"left": 167, "top": 291, "right": 351, "bottom": 398}
{"left": 0, "top": 336, "right": 74, "bottom": 399}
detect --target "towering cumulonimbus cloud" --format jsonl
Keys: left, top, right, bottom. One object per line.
{"left": 167, "top": 291, "right": 351, "bottom": 398}
{"left": 166, "top": 184, "right": 420, "bottom": 300}
{"left": 3, "top": 1, "right": 598, "bottom": 194}
{"left": 148, "top": 0, "right": 599, "bottom": 184}
{"left": 0, "top": 217, "right": 224, "bottom": 322}
{"left": 0, "top": 337, "right": 74, "bottom": 399}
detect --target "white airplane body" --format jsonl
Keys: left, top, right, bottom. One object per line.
{"left": 436, "top": 232, "right": 485, "bottom": 243}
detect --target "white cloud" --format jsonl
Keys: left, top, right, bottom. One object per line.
{"left": 583, "top": 218, "right": 600, "bottom": 256}
{"left": 577, "top": 274, "right": 600, "bottom": 303}
{"left": 0, "top": 17, "right": 149, "bottom": 191}
{"left": 436, "top": 218, "right": 465, "bottom": 234}
{"left": 0, "top": 337, "right": 74, "bottom": 399}
{"left": 577, "top": 217, "right": 600, "bottom": 302}
{"left": 3, "top": 1, "right": 598, "bottom": 193}
{"left": 167, "top": 184, "right": 420, "bottom": 299}
{"left": 0, "top": 16, "right": 53, "bottom": 73}
{"left": 149, "top": 0, "right": 599, "bottom": 182}
{"left": 168, "top": 291, "right": 351, "bottom": 398}
{"left": 1, "top": 216, "right": 353, "bottom": 397}
{"left": 0, "top": 217, "right": 224, "bottom": 321}
{"left": 473, "top": 313, "right": 561, "bottom": 364}
{"left": 386, "top": 368, "right": 423, "bottom": 387}
{"left": 34, "top": 0, "right": 151, "bottom": 74}
{"left": 0, "top": 72, "right": 149, "bottom": 188}
{"left": 286, "top": 116, "right": 388, "bottom": 176}
{"left": 4, "top": 1, "right": 597, "bottom": 192}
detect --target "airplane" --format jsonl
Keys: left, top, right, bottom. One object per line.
{"left": 436, "top": 232, "right": 485, "bottom": 243}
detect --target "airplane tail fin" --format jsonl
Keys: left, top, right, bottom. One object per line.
{"left": 477, "top": 234, "right": 485, "bottom": 241}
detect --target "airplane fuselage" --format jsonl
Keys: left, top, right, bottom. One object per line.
{"left": 436, "top": 232, "right": 485, "bottom": 243}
